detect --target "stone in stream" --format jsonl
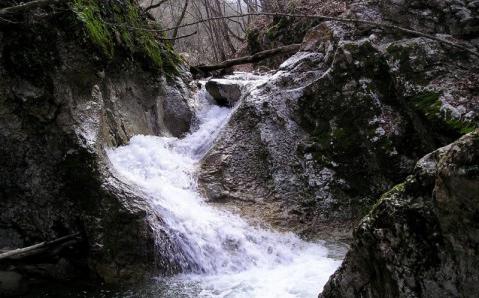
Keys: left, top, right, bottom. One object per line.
{"left": 205, "top": 80, "right": 242, "bottom": 107}
{"left": 204, "top": 74, "right": 271, "bottom": 108}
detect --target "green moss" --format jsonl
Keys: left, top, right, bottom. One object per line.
{"left": 363, "top": 182, "right": 406, "bottom": 217}
{"left": 266, "top": 17, "right": 289, "bottom": 39}
{"left": 356, "top": 178, "right": 406, "bottom": 219}
{"left": 411, "top": 92, "right": 442, "bottom": 118}
{"left": 266, "top": 26, "right": 276, "bottom": 40}
{"left": 71, "top": 0, "right": 180, "bottom": 73}
{"left": 113, "top": 1, "right": 165, "bottom": 69}
{"left": 411, "top": 91, "right": 477, "bottom": 135}
{"left": 72, "top": 0, "right": 113, "bottom": 57}
{"left": 379, "top": 182, "right": 406, "bottom": 201}
{"left": 160, "top": 41, "right": 182, "bottom": 74}
{"left": 445, "top": 116, "right": 476, "bottom": 134}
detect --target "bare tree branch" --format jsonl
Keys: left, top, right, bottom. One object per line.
{"left": 0, "top": 0, "right": 60, "bottom": 17}
{"left": 160, "top": 30, "right": 197, "bottom": 41}
{"left": 226, "top": 24, "right": 245, "bottom": 42}
{"left": 147, "top": 12, "right": 479, "bottom": 59}
{"left": 171, "top": 0, "right": 189, "bottom": 44}
{"left": 144, "top": 0, "right": 169, "bottom": 12}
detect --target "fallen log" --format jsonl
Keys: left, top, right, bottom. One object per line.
{"left": 0, "top": 0, "right": 61, "bottom": 17}
{"left": 191, "top": 43, "right": 301, "bottom": 74}
{"left": 0, "top": 233, "right": 81, "bottom": 261}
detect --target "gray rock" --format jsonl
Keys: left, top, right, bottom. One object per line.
{"left": 199, "top": 0, "right": 478, "bottom": 240}
{"left": 0, "top": 3, "right": 193, "bottom": 285}
{"left": 205, "top": 79, "right": 242, "bottom": 107}
{"left": 163, "top": 77, "right": 194, "bottom": 137}
{"left": 320, "top": 130, "right": 479, "bottom": 298}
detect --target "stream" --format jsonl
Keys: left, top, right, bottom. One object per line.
{"left": 42, "top": 74, "right": 344, "bottom": 298}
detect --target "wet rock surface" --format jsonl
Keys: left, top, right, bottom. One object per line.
{"left": 205, "top": 80, "right": 242, "bottom": 107}
{"left": 320, "top": 130, "right": 479, "bottom": 298}
{"left": 0, "top": 0, "right": 193, "bottom": 291}
{"left": 199, "top": 0, "right": 478, "bottom": 240}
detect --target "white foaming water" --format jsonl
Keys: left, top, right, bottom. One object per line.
{"left": 107, "top": 77, "right": 342, "bottom": 298}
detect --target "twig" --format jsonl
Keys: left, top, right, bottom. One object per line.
{"left": 0, "top": 16, "right": 19, "bottom": 23}
{"left": 144, "top": 0, "right": 169, "bottom": 12}
{"left": 170, "top": 0, "right": 189, "bottom": 44}
{"left": 0, "top": 0, "right": 61, "bottom": 17}
{"left": 154, "top": 12, "right": 478, "bottom": 58}
{"left": 0, "top": 233, "right": 81, "bottom": 261}
{"left": 159, "top": 30, "right": 197, "bottom": 40}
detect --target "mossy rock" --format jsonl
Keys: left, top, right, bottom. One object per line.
{"left": 71, "top": 0, "right": 180, "bottom": 74}
{"left": 410, "top": 91, "right": 477, "bottom": 135}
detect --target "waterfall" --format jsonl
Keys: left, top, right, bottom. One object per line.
{"left": 106, "top": 74, "right": 342, "bottom": 297}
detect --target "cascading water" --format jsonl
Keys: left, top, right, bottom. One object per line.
{"left": 106, "top": 74, "right": 343, "bottom": 298}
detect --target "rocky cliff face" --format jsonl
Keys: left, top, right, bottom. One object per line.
{"left": 244, "top": 0, "right": 349, "bottom": 68}
{"left": 199, "top": 0, "right": 478, "bottom": 239}
{"left": 0, "top": 0, "right": 193, "bottom": 291}
{"left": 199, "top": 0, "right": 479, "bottom": 295}
{"left": 321, "top": 130, "right": 479, "bottom": 297}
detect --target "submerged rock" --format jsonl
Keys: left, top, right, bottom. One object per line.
{"left": 320, "top": 130, "right": 479, "bottom": 297}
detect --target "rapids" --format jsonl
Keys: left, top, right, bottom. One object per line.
{"left": 106, "top": 74, "right": 343, "bottom": 298}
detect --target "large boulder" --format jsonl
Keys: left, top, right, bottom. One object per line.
{"left": 320, "top": 130, "right": 479, "bottom": 297}
{"left": 205, "top": 79, "right": 242, "bottom": 107}
{"left": 0, "top": 0, "right": 193, "bottom": 292}
{"left": 205, "top": 73, "right": 269, "bottom": 107}
{"left": 199, "top": 0, "right": 478, "bottom": 239}
{"left": 353, "top": 0, "right": 479, "bottom": 37}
